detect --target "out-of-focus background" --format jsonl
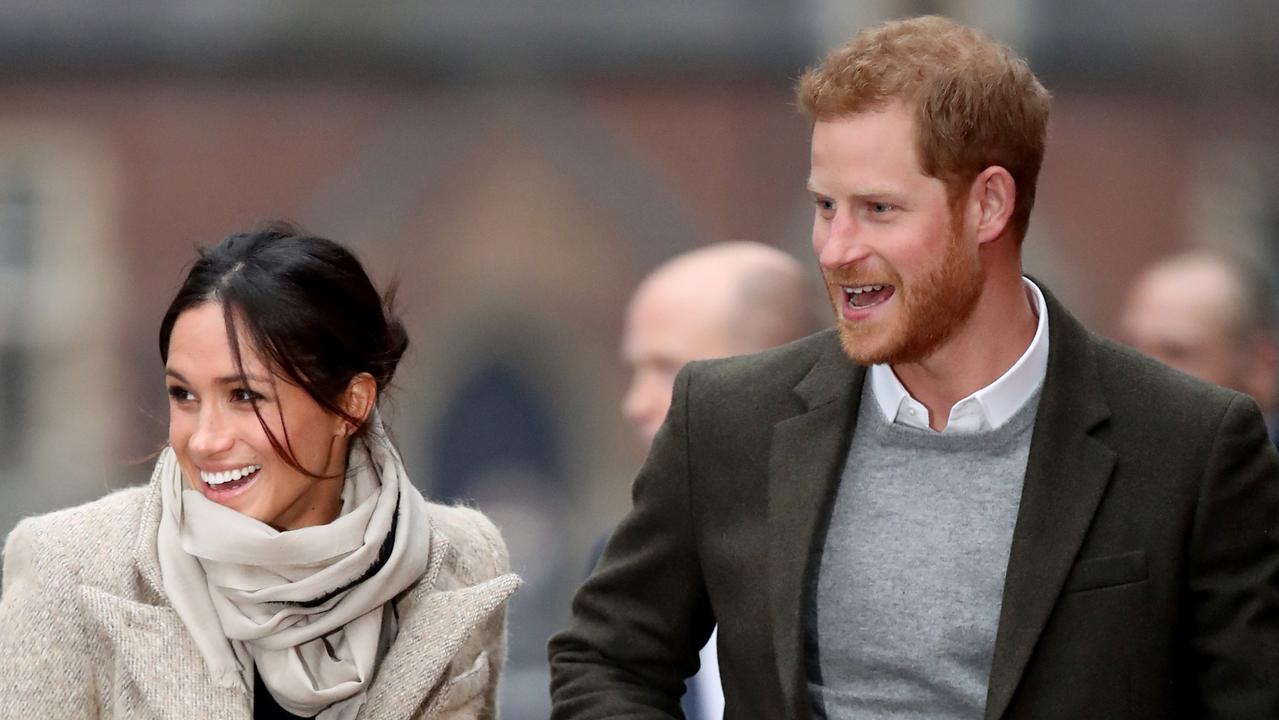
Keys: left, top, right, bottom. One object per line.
{"left": 0, "top": 0, "right": 1275, "bottom": 715}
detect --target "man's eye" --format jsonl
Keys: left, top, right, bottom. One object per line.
{"left": 869, "top": 202, "right": 894, "bottom": 214}
{"left": 814, "top": 197, "right": 836, "bottom": 215}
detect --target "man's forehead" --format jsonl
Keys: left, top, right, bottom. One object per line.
{"left": 1125, "top": 275, "right": 1237, "bottom": 345}
{"left": 808, "top": 112, "right": 929, "bottom": 191}
{"left": 624, "top": 283, "right": 735, "bottom": 361}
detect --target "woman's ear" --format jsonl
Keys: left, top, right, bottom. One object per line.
{"left": 337, "top": 372, "right": 378, "bottom": 436}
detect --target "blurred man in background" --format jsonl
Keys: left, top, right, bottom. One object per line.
{"left": 617, "top": 240, "right": 820, "bottom": 719}
{"left": 622, "top": 241, "right": 820, "bottom": 446}
{"left": 1120, "top": 250, "right": 1279, "bottom": 443}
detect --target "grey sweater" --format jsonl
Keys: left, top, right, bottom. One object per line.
{"left": 807, "top": 381, "right": 1040, "bottom": 719}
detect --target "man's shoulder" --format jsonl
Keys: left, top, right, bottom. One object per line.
{"left": 1085, "top": 333, "right": 1247, "bottom": 422}
{"left": 688, "top": 329, "right": 840, "bottom": 389}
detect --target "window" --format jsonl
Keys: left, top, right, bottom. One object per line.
{"left": 0, "top": 126, "right": 121, "bottom": 537}
{"left": 0, "top": 164, "right": 37, "bottom": 463}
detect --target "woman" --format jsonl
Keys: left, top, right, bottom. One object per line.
{"left": 0, "top": 225, "right": 519, "bottom": 719}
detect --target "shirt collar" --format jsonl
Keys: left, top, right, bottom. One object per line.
{"left": 869, "top": 277, "right": 1050, "bottom": 433}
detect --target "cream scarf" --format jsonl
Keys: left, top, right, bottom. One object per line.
{"left": 156, "top": 418, "right": 432, "bottom": 719}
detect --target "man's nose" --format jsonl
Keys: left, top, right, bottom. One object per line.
{"left": 817, "top": 214, "right": 871, "bottom": 271}
{"left": 622, "top": 371, "right": 673, "bottom": 437}
{"left": 622, "top": 375, "right": 657, "bottom": 428}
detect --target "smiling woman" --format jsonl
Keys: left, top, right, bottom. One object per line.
{"left": 0, "top": 224, "right": 520, "bottom": 720}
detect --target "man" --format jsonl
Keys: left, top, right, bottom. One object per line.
{"left": 1120, "top": 250, "right": 1279, "bottom": 443}
{"left": 622, "top": 241, "right": 819, "bottom": 447}
{"left": 551, "top": 16, "right": 1279, "bottom": 720}
{"left": 615, "top": 241, "right": 820, "bottom": 720}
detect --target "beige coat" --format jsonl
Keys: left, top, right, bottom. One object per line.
{"left": 0, "top": 478, "right": 520, "bottom": 719}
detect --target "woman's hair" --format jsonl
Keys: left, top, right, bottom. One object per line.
{"left": 158, "top": 222, "right": 408, "bottom": 476}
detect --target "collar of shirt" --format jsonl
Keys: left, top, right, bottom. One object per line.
{"left": 868, "top": 277, "right": 1050, "bottom": 433}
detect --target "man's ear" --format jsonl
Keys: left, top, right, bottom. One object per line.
{"left": 337, "top": 372, "right": 378, "bottom": 436}
{"left": 971, "top": 166, "right": 1016, "bottom": 245}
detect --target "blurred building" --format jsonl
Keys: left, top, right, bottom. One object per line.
{"left": 0, "top": 1, "right": 1276, "bottom": 716}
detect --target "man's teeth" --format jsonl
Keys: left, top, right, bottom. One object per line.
{"left": 844, "top": 285, "right": 885, "bottom": 295}
{"left": 200, "top": 464, "right": 262, "bottom": 486}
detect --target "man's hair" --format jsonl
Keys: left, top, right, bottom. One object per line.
{"left": 797, "top": 15, "right": 1051, "bottom": 240}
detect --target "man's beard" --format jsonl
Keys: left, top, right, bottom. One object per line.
{"left": 829, "top": 228, "right": 983, "bottom": 366}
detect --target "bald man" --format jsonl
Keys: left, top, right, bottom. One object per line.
{"left": 622, "top": 241, "right": 819, "bottom": 445}
{"left": 613, "top": 241, "right": 819, "bottom": 719}
{"left": 1120, "top": 250, "right": 1279, "bottom": 441}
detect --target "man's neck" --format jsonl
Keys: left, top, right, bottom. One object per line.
{"left": 891, "top": 275, "right": 1039, "bottom": 431}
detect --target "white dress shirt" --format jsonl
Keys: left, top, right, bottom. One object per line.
{"left": 868, "top": 278, "right": 1050, "bottom": 433}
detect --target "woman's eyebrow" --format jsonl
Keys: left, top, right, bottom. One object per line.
{"left": 163, "top": 368, "right": 270, "bottom": 385}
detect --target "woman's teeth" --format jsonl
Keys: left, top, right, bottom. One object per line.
{"left": 201, "top": 464, "right": 262, "bottom": 486}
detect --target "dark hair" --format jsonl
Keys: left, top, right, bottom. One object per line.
{"left": 158, "top": 222, "right": 408, "bottom": 477}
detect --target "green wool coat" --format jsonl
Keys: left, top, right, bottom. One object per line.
{"left": 550, "top": 288, "right": 1279, "bottom": 719}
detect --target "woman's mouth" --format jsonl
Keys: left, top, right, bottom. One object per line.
{"left": 199, "top": 463, "right": 262, "bottom": 500}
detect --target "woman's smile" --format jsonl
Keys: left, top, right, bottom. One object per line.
{"left": 197, "top": 463, "right": 263, "bottom": 502}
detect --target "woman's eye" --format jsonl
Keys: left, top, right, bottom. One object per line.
{"left": 231, "top": 388, "right": 263, "bottom": 403}
{"left": 167, "top": 386, "right": 194, "bottom": 402}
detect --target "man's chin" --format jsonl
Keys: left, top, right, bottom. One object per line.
{"left": 836, "top": 322, "right": 898, "bottom": 366}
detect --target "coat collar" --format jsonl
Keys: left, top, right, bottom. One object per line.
{"left": 118, "top": 476, "right": 518, "bottom": 718}
{"left": 766, "top": 289, "right": 1116, "bottom": 720}
{"left": 983, "top": 287, "right": 1115, "bottom": 720}
{"left": 767, "top": 332, "right": 863, "bottom": 719}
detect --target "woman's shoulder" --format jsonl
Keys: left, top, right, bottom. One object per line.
{"left": 423, "top": 502, "right": 510, "bottom": 585}
{"left": 4, "top": 485, "right": 150, "bottom": 588}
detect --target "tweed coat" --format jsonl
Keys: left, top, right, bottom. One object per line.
{"left": 549, "top": 290, "right": 1279, "bottom": 719}
{"left": 0, "top": 475, "right": 520, "bottom": 719}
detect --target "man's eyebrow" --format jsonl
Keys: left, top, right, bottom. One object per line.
{"left": 805, "top": 182, "right": 903, "bottom": 199}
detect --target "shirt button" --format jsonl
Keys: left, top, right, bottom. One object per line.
{"left": 907, "top": 408, "right": 916, "bottom": 416}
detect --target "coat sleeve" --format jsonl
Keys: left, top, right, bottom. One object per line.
{"left": 474, "top": 510, "right": 514, "bottom": 720}
{"left": 416, "top": 505, "right": 521, "bottom": 720}
{"left": 0, "top": 518, "right": 98, "bottom": 718}
{"left": 1187, "top": 393, "right": 1279, "bottom": 717}
{"left": 549, "top": 365, "right": 714, "bottom": 718}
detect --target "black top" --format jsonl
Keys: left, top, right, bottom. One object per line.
{"left": 254, "top": 669, "right": 313, "bottom": 720}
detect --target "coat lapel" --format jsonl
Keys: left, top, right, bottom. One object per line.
{"left": 768, "top": 334, "right": 863, "bottom": 719}
{"left": 360, "top": 529, "right": 521, "bottom": 719}
{"left": 984, "top": 292, "right": 1117, "bottom": 720}
{"left": 80, "top": 584, "right": 253, "bottom": 717}
{"left": 133, "top": 473, "right": 169, "bottom": 604}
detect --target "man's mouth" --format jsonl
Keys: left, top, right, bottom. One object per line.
{"left": 842, "top": 284, "right": 895, "bottom": 308}
{"left": 199, "top": 463, "right": 262, "bottom": 493}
